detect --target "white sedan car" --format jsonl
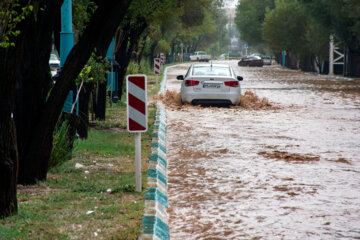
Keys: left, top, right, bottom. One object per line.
{"left": 177, "top": 63, "right": 243, "bottom": 105}
{"left": 49, "top": 54, "right": 60, "bottom": 69}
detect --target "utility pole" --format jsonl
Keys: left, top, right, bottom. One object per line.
{"left": 60, "top": 0, "right": 74, "bottom": 113}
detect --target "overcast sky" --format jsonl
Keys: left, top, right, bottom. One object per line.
{"left": 223, "top": 0, "right": 237, "bottom": 9}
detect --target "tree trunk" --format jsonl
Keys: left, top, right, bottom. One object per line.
{"left": 0, "top": 46, "right": 20, "bottom": 218}
{"left": 0, "top": 118, "right": 18, "bottom": 218}
{"left": 149, "top": 39, "right": 159, "bottom": 67}
{"left": 116, "top": 28, "right": 130, "bottom": 100}
{"left": 95, "top": 82, "right": 107, "bottom": 120}
{"left": 345, "top": 47, "right": 360, "bottom": 77}
{"left": 170, "top": 42, "right": 175, "bottom": 63}
{"left": 15, "top": 0, "right": 59, "bottom": 184}
{"left": 285, "top": 51, "right": 298, "bottom": 69}
{"left": 77, "top": 82, "right": 93, "bottom": 139}
{"left": 137, "top": 32, "right": 149, "bottom": 68}
{"left": 299, "top": 55, "right": 316, "bottom": 72}
{"left": 274, "top": 52, "right": 281, "bottom": 64}
{"left": 116, "top": 18, "right": 148, "bottom": 101}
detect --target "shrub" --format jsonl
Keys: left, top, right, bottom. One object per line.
{"left": 49, "top": 120, "right": 75, "bottom": 169}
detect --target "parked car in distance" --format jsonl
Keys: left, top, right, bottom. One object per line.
{"left": 49, "top": 54, "right": 60, "bottom": 69}
{"left": 218, "top": 53, "right": 228, "bottom": 60}
{"left": 177, "top": 63, "right": 243, "bottom": 106}
{"left": 249, "top": 53, "right": 272, "bottom": 65}
{"left": 238, "top": 55, "right": 264, "bottom": 67}
{"left": 261, "top": 55, "right": 272, "bottom": 65}
{"left": 189, "top": 51, "right": 211, "bottom": 62}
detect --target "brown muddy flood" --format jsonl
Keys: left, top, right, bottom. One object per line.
{"left": 160, "top": 61, "right": 360, "bottom": 239}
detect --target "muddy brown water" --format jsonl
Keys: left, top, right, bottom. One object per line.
{"left": 161, "top": 61, "right": 360, "bottom": 239}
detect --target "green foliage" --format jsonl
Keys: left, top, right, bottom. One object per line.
{"left": 155, "top": 39, "right": 170, "bottom": 53}
{"left": 204, "top": 8, "right": 230, "bottom": 55}
{"left": 76, "top": 53, "right": 109, "bottom": 85}
{"left": 305, "top": 19, "right": 330, "bottom": 59}
{"left": 139, "top": 59, "right": 153, "bottom": 75}
{"left": 143, "top": 0, "right": 227, "bottom": 58}
{"left": 49, "top": 120, "right": 74, "bottom": 169}
{"left": 109, "top": 184, "right": 135, "bottom": 193}
{"left": 73, "top": 0, "right": 97, "bottom": 35}
{"left": 180, "top": 0, "right": 205, "bottom": 28}
{"left": 125, "top": 59, "right": 153, "bottom": 76}
{"left": 235, "top": 0, "right": 275, "bottom": 47}
{"left": 0, "top": 0, "right": 33, "bottom": 48}
{"left": 263, "top": 0, "right": 309, "bottom": 54}
{"left": 239, "top": 0, "right": 360, "bottom": 60}
{"left": 126, "top": 61, "right": 141, "bottom": 75}
{"left": 299, "top": 0, "right": 360, "bottom": 49}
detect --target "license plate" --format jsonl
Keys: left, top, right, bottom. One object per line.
{"left": 203, "top": 83, "right": 220, "bottom": 88}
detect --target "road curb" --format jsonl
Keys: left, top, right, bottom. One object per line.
{"left": 160, "top": 64, "right": 188, "bottom": 94}
{"left": 304, "top": 72, "right": 356, "bottom": 81}
{"left": 141, "top": 104, "right": 169, "bottom": 240}
{"left": 141, "top": 63, "right": 186, "bottom": 239}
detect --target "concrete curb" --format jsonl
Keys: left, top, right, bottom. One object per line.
{"left": 141, "top": 64, "right": 186, "bottom": 239}
{"left": 160, "top": 64, "right": 188, "bottom": 94}
{"left": 140, "top": 104, "right": 169, "bottom": 240}
{"left": 304, "top": 72, "right": 356, "bottom": 81}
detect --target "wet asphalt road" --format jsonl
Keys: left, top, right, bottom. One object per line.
{"left": 163, "top": 61, "right": 360, "bottom": 240}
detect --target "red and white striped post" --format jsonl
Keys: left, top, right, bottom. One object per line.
{"left": 154, "top": 58, "right": 161, "bottom": 90}
{"left": 160, "top": 53, "right": 166, "bottom": 65}
{"left": 126, "top": 75, "right": 147, "bottom": 192}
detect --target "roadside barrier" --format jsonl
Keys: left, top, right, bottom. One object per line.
{"left": 160, "top": 64, "right": 188, "bottom": 94}
{"left": 141, "top": 104, "right": 169, "bottom": 240}
{"left": 141, "top": 64, "right": 187, "bottom": 239}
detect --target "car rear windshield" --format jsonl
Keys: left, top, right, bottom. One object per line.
{"left": 50, "top": 54, "right": 58, "bottom": 60}
{"left": 192, "top": 66, "right": 231, "bottom": 76}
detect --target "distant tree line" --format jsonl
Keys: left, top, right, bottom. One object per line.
{"left": 235, "top": 0, "right": 360, "bottom": 76}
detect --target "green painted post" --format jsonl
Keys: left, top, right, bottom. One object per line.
{"left": 282, "top": 50, "right": 286, "bottom": 69}
{"left": 61, "top": 0, "right": 75, "bottom": 113}
{"left": 107, "top": 38, "right": 115, "bottom": 106}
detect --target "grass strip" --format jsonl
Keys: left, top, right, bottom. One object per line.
{"left": 1, "top": 98, "right": 157, "bottom": 240}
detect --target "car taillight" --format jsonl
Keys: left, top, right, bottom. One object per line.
{"left": 224, "top": 81, "right": 239, "bottom": 87}
{"left": 185, "top": 80, "right": 200, "bottom": 86}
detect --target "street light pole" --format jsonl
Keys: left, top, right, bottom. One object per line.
{"left": 60, "top": 0, "right": 74, "bottom": 67}
{"left": 60, "top": 0, "right": 74, "bottom": 113}
{"left": 282, "top": 50, "right": 286, "bottom": 68}
{"left": 107, "top": 38, "right": 115, "bottom": 107}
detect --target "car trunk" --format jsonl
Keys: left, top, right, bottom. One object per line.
{"left": 190, "top": 76, "right": 235, "bottom": 92}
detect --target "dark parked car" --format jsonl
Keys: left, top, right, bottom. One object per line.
{"left": 238, "top": 55, "right": 264, "bottom": 67}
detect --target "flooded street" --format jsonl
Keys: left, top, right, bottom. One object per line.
{"left": 163, "top": 61, "right": 360, "bottom": 239}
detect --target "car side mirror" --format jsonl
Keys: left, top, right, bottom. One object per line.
{"left": 177, "top": 75, "right": 184, "bottom": 80}
{"left": 237, "top": 76, "right": 243, "bottom": 81}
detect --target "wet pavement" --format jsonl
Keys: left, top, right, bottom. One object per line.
{"left": 162, "top": 61, "right": 360, "bottom": 239}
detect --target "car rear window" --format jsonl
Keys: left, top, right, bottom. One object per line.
{"left": 50, "top": 54, "right": 58, "bottom": 60}
{"left": 192, "top": 66, "right": 231, "bottom": 76}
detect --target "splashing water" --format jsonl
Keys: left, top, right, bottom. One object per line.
{"left": 155, "top": 89, "right": 274, "bottom": 110}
